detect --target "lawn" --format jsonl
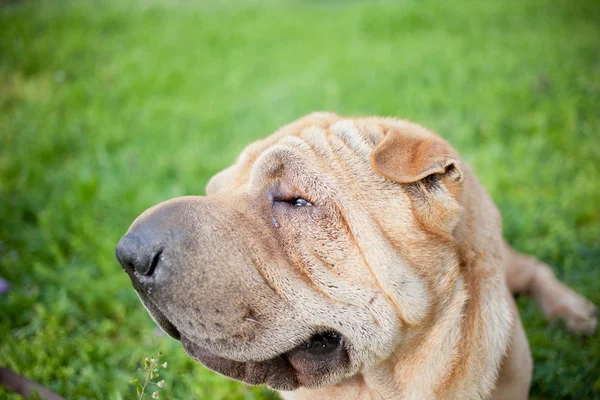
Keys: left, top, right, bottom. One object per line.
{"left": 0, "top": 0, "right": 599, "bottom": 398}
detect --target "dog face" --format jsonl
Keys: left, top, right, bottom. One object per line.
{"left": 116, "top": 113, "right": 477, "bottom": 391}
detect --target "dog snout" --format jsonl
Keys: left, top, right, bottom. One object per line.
{"left": 116, "top": 233, "right": 163, "bottom": 278}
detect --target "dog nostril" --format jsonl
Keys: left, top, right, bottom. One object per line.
{"left": 116, "top": 234, "right": 162, "bottom": 277}
{"left": 147, "top": 250, "right": 162, "bottom": 276}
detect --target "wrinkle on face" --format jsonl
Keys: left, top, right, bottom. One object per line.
{"left": 199, "top": 116, "right": 460, "bottom": 385}
{"left": 125, "top": 114, "right": 518, "bottom": 399}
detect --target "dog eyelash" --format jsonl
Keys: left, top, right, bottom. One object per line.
{"left": 272, "top": 194, "right": 314, "bottom": 207}
{"left": 291, "top": 198, "right": 312, "bottom": 207}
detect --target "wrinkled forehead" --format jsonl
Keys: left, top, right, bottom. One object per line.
{"left": 206, "top": 115, "right": 437, "bottom": 195}
{"left": 206, "top": 117, "right": 380, "bottom": 195}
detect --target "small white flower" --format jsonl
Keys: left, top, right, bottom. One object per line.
{"left": 152, "top": 391, "right": 159, "bottom": 399}
{"left": 162, "top": 362, "right": 168, "bottom": 368}
{"left": 157, "top": 380, "right": 165, "bottom": 388}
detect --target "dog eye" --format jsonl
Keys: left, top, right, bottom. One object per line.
{"left": 291, "top": 198, "right": 312, "bottom": 207}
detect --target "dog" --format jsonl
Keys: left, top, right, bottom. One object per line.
{"left": 116, "top": 113, "right": 596, "bottom": 399}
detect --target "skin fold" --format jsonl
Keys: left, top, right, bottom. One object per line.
{"left": 116, "top": 113, "right": 597, "bottom": 400}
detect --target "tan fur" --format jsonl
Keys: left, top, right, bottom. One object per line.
{"left": 119, "top": 113, "right": 596, "bottom": 400}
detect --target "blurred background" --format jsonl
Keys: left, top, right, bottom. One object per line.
{"left": 1, "top": 0, "right": 599, "bottom": 399}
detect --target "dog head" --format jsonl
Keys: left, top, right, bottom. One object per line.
{"left": 116, "top": 113, "right": 507, "bottom": 393}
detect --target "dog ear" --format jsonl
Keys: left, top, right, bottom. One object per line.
{"left": 370, "top": 127, "right": 464, "bottom": 235}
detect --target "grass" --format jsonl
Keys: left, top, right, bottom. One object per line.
{"left": 0, "top": 0, "right": 599, "bottom": 398}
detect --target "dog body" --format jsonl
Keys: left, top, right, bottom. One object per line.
{"left": 116, "top": 113, "right": 596, "bottom": 399}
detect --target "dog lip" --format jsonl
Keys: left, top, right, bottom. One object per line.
{"left": 155, "top": 316, "right": 181, "bottom": 340}
{"left": 133, "top": 288, "right": 182, "bottom": 340}
{"left": 181, "top": 329, "right": 345, "bottom": 364}
{"left": 180, "top": 335, "right": 301, "bottom": 390}
{"left": 291, "top": 331, "right": 343, "bottom": 358}
{"left": 179, "top": 330, "right": 347, "bottom": 390}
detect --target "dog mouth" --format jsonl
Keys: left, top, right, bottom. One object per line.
{"left": 180, "top": 330, "right": 347, "bottom": 390}
{"left": 139, "top": 292, "right": 348, "bottom": 390}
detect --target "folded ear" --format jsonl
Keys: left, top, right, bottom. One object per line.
{"left": 370, "top": 127, "right": 464, "bottom": 235}
{"left": 370, "top": 127, "right": 463, "bottom": 184}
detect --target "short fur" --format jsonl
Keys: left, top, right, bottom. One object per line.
{"left": 117, "top": 113, "right": 596, "bottom": 400}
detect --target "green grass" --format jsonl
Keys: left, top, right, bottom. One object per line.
{"left": 1, "top": 0, "right": 599, "bottom": 398}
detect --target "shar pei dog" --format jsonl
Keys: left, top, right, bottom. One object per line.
{"left": 116, "top": 113, "right": 596, "bottom": 399}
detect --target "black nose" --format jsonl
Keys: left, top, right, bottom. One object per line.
{"left": 116, "top": 233, "right": 162, "bottom": 277}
